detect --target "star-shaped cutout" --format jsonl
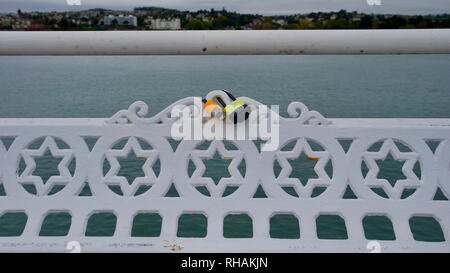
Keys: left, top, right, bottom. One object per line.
{"left": 202, "top": 152, "right": 232, "bottom": 185}
{"left": 363, "top": 139, "right": 421, "bottom": 199}
{"left": 103, "top": 137, "right": 159, "bottom": 196}
{"left": 189, "top": 140, "right": 244, "bottom": 197}
{"left": 275, "top": 138, "right": 331, "bottom": 198}
{"left": 17, "top": 136, "right": 74, "bottom": 196}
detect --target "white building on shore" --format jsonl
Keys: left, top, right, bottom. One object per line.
{"left": 103, "top": 15, "right": 137, "bottom": 26}
{"left": 149, "top": 18, "right": 181, "bottom": 30}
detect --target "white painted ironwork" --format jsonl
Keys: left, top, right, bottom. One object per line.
{"left": 1, "top": 29, "right": 450, "bottom": 55}
{"left": 0, "top": 96, "right": 449, "bottom": 252}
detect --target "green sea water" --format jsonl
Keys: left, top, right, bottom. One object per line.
{"left": 0, "top": 55, "right": 449, "bottom": 245}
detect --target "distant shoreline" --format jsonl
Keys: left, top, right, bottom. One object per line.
{"left": 1, "top": 7, "right": 449, "bottom": 31}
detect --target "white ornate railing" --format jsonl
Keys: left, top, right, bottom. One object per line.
{"left": 0, "top": 96, "right": 449, "bottom": 252}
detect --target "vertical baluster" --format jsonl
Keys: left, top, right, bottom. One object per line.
{"left": 344, "top": 213, "right": 366, "bottom": 244}
{"left": 114, "top": 210, "right": 133, "bottom": 237}
{"left": 67, "top": 210, "right": 88, "bottom": 237}
{"left": 390, "top": 213, "right": 414, "bottom": 245}
{"left": 251, "top": 210, "right": 270, "bottom": 239}
{"left": 298, "top": 213, "right": 317, "bottom": 244}
{"left": 206, "top": 211, "right": 224, "bottom": 240}
{"left": 21, "top": 209, "right": 45, "bottom": 239}
{"left": 159, "top": 210, "right": 178, "bottom": 239}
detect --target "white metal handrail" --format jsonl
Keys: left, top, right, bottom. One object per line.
{"left": 1, "top": 29, "right": 450, "bottom": 55}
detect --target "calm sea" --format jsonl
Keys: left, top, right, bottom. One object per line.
{"left": 0, "top": 55, "right": 449, "bottom": 243}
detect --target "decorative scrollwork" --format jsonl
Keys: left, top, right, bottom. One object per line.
{"left": 106, "top": 96, "right": 329, "bottom": 126}
{"left": 105, "top": 98, "right": 200, "bottom": 125}
{"left": 287, "top": 101, "right": 330, "bottom": 125}
{"left": 106, "top": 101, "right": 151, "bottom": 124}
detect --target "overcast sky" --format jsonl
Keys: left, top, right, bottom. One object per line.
{"left": 1, "top": 0, "right": 450, "bottom": 15}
